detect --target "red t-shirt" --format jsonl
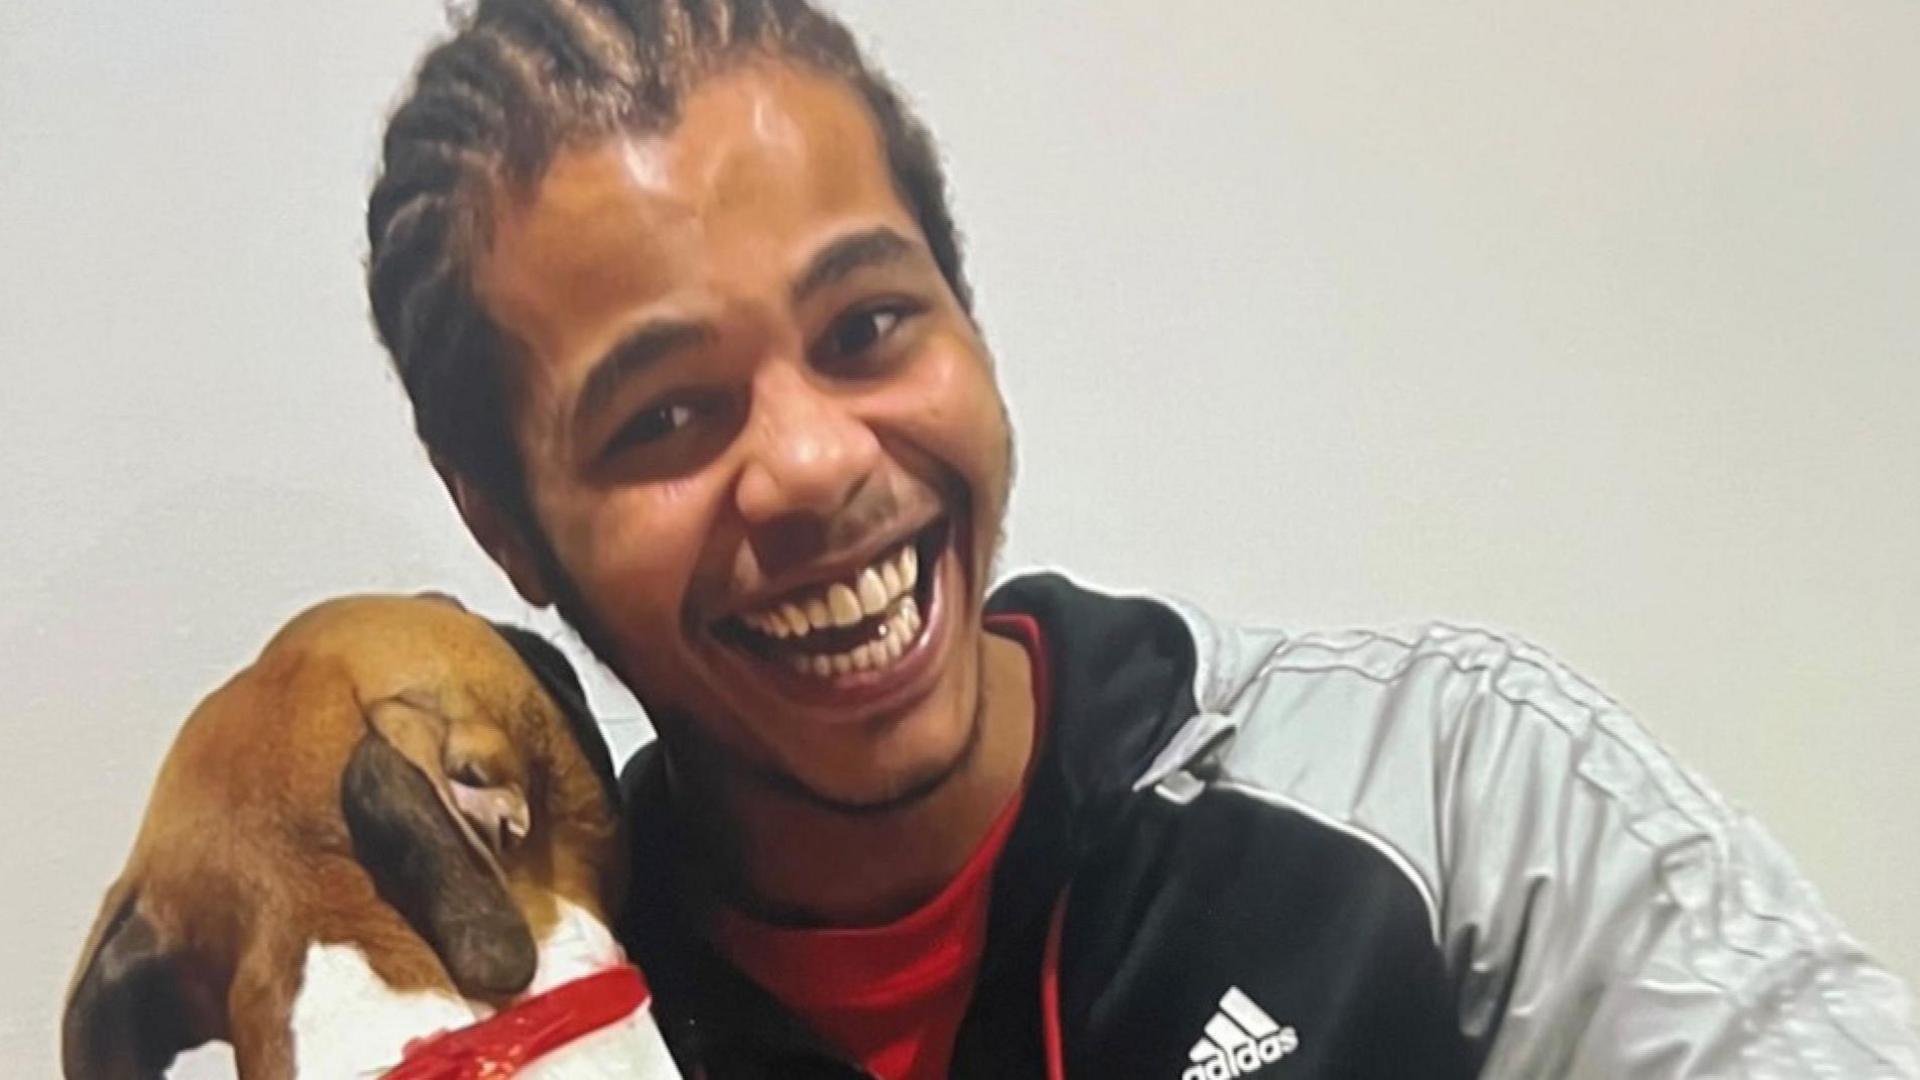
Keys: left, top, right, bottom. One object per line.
{"left": 712, "top": 615, "right": 1047, "bottom": 1080}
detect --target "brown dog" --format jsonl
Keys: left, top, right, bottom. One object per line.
{"left": 61, "top": 593, "right": 672, "bottom": 1079}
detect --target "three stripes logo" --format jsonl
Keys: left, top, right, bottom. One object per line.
{"left": 1180, "top": 987, "right": 1300, "bottom": 1080}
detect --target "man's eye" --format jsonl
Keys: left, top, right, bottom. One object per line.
{"left": 834, "top": 308, "right": 899, "bottom": 354}
{"left": 817, "top": 302, "right": 919, "bottom": 370}
{"left": 607, "top": 402, "right": 698, "bottom": 454}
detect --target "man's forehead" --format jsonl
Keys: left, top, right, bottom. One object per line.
{"left": 478, "top": 63, "right": 909, "bottom": 312}
{"left": 669, "top": 62, "right": 889, "bottom": 208}
{"left": 468, "top": 62, "right": 926, "bottom": 424}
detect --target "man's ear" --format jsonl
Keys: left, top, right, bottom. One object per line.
{"left": 438, "top": 462, "right": 553, "bottom": 609}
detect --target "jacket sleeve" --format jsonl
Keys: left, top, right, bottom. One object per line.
{"left": 1426, "top": 627, "right": 1920, "bottom": 1078}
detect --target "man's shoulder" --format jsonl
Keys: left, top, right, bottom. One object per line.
{"left": 1173, "top": 603, "right": 1641, "bottom": 829}
{"left": 995, "top": 568, "right": 1614, "bottom": 736}
{"left": 989, "top": 567, "right": 1643, "bottom": 818}
{"left": 1039, "top": 576, "right": 1642, "bottom": 880}
{"left": 1204, "top": 616, "right": 1623, "bottom": 737}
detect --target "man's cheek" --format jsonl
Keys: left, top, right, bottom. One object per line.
{"left": 579, "top": 492, "right": 700, "bottom": 596}
{"left": 891, "top": 353, "right": 1006, "bottom": 470}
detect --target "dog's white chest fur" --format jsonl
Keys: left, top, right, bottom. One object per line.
{"left": 288, "top": 897, "right": 679, "bottom": 1078}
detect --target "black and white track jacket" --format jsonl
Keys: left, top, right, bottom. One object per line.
{"left": 616, "top": 572, "right": 1919, "bottom": 1078}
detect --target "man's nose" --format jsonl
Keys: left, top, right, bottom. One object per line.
{"left": 733, "top": 365, "right": 881, "bottom": 526}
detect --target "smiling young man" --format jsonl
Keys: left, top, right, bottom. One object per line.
{"left": 364, "top": 2, "right": 1919, "bottom": 1078}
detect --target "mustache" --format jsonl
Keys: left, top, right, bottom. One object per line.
{"left": 745, "top": 468, "right": 961, "bottom": 583}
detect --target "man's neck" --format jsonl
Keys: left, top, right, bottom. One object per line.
{"left": 693, "top": 630, "right": 1035, "bottom": 928}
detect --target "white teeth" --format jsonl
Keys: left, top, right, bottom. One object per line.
{"left": 805, "top": 597, "right": 831, "bottom": 632}
{"left": 779, "top": 603, "right": 807, "bottom": 638}
{"left": 758, "top": 582, "right": 928, "bottom": 681}
{"left": 763, "top": 546, "right": 920, "bottom": 634}
{"left": 856, "top": 567, "right": 890, "bottom": 616}
{"left": 827, "top": 584, "right": 863, "bottom": 627}
{"left": 736, "top": 535, "right": 932, "bottom": 676}
{"left": 893, "top": 545, "right": 918, "bottom": 597}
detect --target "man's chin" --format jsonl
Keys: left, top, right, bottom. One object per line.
{"left": 752, "top": 703, "right": 987, "bottom": 817}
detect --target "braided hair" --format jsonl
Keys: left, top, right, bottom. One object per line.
{"left": 365, "top": 0, "right": 969, "bottom": 525}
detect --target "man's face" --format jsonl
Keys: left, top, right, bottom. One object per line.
{"left": 472, "top": 63, "right": 1012, "bottom": 810}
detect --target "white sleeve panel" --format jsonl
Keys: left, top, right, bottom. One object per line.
{"left": 1206, "top": 621, "right": 1919, "bottom": 1078}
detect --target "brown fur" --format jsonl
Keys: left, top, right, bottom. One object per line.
{"left": 63, "top": 595, "right": 624, "bottom": 1079}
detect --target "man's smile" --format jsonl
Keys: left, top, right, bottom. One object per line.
{"left": 709, "top": 516, "right": 956, "bottom": 716}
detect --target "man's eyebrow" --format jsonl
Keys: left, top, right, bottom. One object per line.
{"left": 572, "top": 318, "right": 713, "bottom": 430}
{"left": 791, "top": 227, "right": 918, "bottom": 305}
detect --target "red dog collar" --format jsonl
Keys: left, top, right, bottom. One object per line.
{"left": 383, "top": 966, "right": 651, "bottom": 1079}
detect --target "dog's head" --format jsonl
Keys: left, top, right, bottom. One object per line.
{"left": 62, "top": 594, "right": 627, "bottom": 1079}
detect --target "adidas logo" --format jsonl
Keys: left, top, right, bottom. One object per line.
{"left": 1180, "top": 987, "right": 1299, "bottom": 1080}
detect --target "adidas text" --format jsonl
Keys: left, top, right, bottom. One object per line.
{"left": 1182, "top": 987, "right": 1299, "bottom": 1079}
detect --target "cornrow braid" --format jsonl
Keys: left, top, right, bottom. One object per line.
{"left": 365, "top": 0, "right": 970, "bottom": 525}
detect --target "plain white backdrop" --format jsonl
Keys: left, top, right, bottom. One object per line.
{"left": 3, "top": 2, "right": 1915, "bottom": 1075}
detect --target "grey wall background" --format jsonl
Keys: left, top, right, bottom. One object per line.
{"left": 3, "top": 2, "right": 1915, "bottom": 1074}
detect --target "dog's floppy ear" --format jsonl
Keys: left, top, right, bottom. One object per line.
{"left": 341, "top": 732, "right": 536, "bottom": 998}
{"left": 62, "top": 893, "right": 198, "bottom": 1080}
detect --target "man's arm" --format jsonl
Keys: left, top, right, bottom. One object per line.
{"left": 1204, "top": 618, "right": 1917, "bottom": 1077}
{"left": 1427, "top": 628, "right": 1919, "bottom": 1077}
